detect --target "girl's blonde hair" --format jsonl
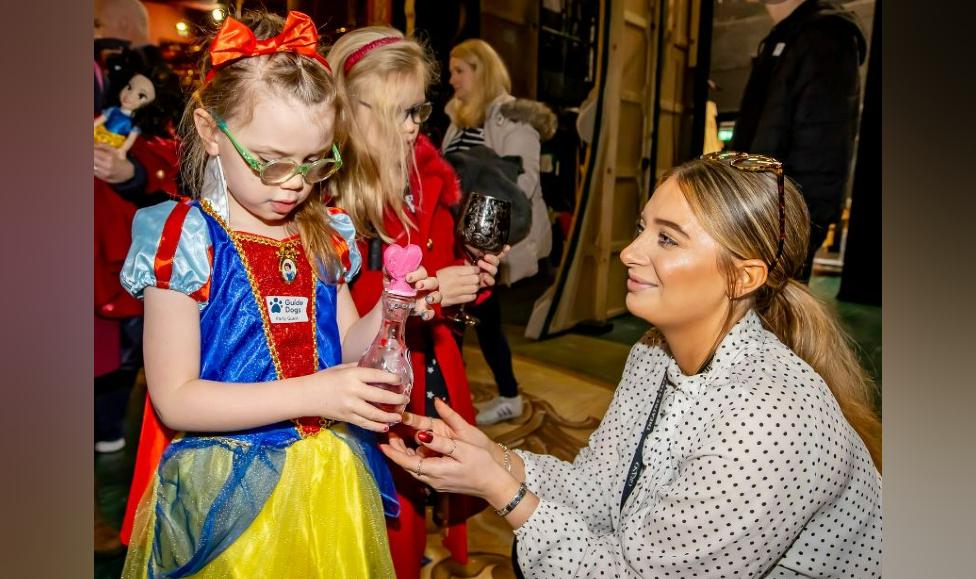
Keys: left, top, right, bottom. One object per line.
{"left": 661, "top": 158, "right": 882, "bottom": 471}
{"left": 445, "top": 38, "right": 511, "bottom": 129}
{"left": 177, "top": 11, "right": 344, "bottom": 281}
{"left": 325, "top": 27, "right": 436, "bottom": 241}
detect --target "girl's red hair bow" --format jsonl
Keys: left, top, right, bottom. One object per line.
{"left": 206, "top": 11, "right": 331, "bottom": 82}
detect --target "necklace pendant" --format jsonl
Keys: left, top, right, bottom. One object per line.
{"left": 278, "top": 243, "right": 299, "bottom": 284}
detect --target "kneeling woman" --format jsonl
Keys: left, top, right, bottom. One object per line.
{"left": 381, "top": 152, "right": 882, "bottom": 578}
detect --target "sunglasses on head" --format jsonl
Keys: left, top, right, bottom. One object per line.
{"left": 701, "top": 151, "right": 786, "bottom": 270}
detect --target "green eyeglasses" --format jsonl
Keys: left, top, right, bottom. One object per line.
{"left": 215, "top": 116, "right": 343, "bottom": 185}
{"left": 701, "top": 150, "right": 786, "bottom": 270}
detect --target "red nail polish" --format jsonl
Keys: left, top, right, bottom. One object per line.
{"left": 417, "top": 430, "right": 433, "bottom": 443}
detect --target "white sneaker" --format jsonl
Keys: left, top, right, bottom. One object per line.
{"left": 475, "top": 396, "right": 501, "bottom": 411}
{"left": 476, "top": 396, "right": 523, "bottom": 425}
{"left": 95, "top": 437, "right": 126, "bottom": 453}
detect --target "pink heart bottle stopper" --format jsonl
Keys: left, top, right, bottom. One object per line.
{"left": 384, "top": 243, "right": 423, "bottom": 296}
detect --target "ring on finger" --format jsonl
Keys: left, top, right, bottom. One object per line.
{"left": 414, "top": 457, "right": 425, "bottom": 478}
{"left": 446, "top": 437, "right": 457, "bottom": 457}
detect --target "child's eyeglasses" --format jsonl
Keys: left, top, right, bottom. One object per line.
{"left": 358, "top": 100, "right": 432, "bottom": 125}
{"left": 214, "top": 116, "right": 343, "bottom": 185}
{"left": 701, "top": 151, "right": 786, "bottom": 270}
{"left": 404, "top": 102, "right": 433, "bottom": 125}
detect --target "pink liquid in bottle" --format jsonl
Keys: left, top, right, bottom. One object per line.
{"left": 358, "top": 288, "right": 414, "bottom": 416}
{"left": 368, "top": 381, "right": 408, "bottom": 414}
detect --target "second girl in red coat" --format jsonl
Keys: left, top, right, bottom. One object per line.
{"left": 326, "top": 27, "right": 507, "bottom": 579}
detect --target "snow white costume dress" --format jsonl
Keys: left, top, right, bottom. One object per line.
{"left": 119, "top": 157, "right": 398, "bottom": 578}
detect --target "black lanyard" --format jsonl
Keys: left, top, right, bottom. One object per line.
{"left": 620, "top": 372, "right": 670, "bottom": 510}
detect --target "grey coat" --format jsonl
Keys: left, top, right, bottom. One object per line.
{"left": 443, "top": 95, "right": 556, "bottom": 285}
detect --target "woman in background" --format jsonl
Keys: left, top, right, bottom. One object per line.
{"left": 442, "top": 38, "right": 556, "bottom": 425}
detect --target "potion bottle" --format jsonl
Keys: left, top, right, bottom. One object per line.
{"left": 358, "top": 243, "right": 423, "bottom": 414}
{"left": 358, "top": 290, "right": 414, "bottom": 413}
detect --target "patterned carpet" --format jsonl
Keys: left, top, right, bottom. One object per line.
{"left": 419, "top": 346, "right": 616, "bottom": 579}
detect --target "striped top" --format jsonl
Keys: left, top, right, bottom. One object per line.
{"left": 443, "top": 127, "right": 485, "bottom": 154}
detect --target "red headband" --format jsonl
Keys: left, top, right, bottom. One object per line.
{"left": 343, "top": 36, "right": 401, "bottom": 74}
{"left": 205, "top": 11, "right": 331, "bottom": 83}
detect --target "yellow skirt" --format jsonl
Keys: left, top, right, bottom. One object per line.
{"left": 94, "top": 123, "right": 127, "bottom": 148}
{"left": 122, "top": 428, "right": 395, "bottom": 578}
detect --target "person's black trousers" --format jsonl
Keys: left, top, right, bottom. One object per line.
{"left": 467, "top": 291, "right": 519, "bottom": 397}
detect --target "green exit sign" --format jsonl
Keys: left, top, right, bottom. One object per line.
{"left": 718, "top": 128, "right": 734, "bottom": 142}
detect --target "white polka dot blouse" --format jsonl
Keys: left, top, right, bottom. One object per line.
{"left": 513, "top": 310, "right": 881, "bottom": 578}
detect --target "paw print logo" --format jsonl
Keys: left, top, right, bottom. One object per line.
{"left": 270, "top": 297, "right": 282, "bottom": 314}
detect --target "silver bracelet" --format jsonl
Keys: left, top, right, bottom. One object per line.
{"left": 495, "top": 482, "right": 528, "bottom": 517}
{"left": 497, "top": 442, "right": 512, "bottom": 472}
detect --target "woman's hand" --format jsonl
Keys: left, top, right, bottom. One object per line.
{"left": 380, "top": 399, "right": 517, "bottom": 503}
{"left": 407, "top": 398, "right": 495, "bottom": 452}
{"left": 94, "top": 142, "right": 135, "bottom": 183}
{"left": 306, "top": 363, "right": 410, "bottom": 432}
{"left": 435, "top": 264, "right": 481, "bottom": 307}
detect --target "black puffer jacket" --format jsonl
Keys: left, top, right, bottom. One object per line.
{"left": 443, "top": 146, "right": 532, "bottom": 246}
{"left": 731, "top": 0, "right": 866, "bottom": 225}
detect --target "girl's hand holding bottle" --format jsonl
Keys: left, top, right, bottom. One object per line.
{"left": 382, "top": 244, "right": 440, "bottom": 319}
{"left": 306, "top": 362, "right": 411, "bottom": 432}
{"left": 403, "top": 266, "right": 441, "bottom": 320}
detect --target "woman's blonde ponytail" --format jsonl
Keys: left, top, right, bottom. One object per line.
{"left": 760, "top": 280, "right": 882, "bottom": 470}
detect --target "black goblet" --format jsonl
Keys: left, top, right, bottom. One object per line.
{"left": 446, "top": 191, "right": 511, "bottom": 327}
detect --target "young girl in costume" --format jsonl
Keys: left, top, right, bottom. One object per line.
{"left": 326, "top": 27, "right": 505, "bottom": 578}
{"left": 119, "top": 12, "right": 440, "bottom": 578}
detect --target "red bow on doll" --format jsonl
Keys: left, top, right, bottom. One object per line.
{"left": 206, "top": 11, "right": 331, "bottom": 82}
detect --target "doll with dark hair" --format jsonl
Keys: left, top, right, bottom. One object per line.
{"left": 94, "top": 61, "right": 182, "bottom": 155}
